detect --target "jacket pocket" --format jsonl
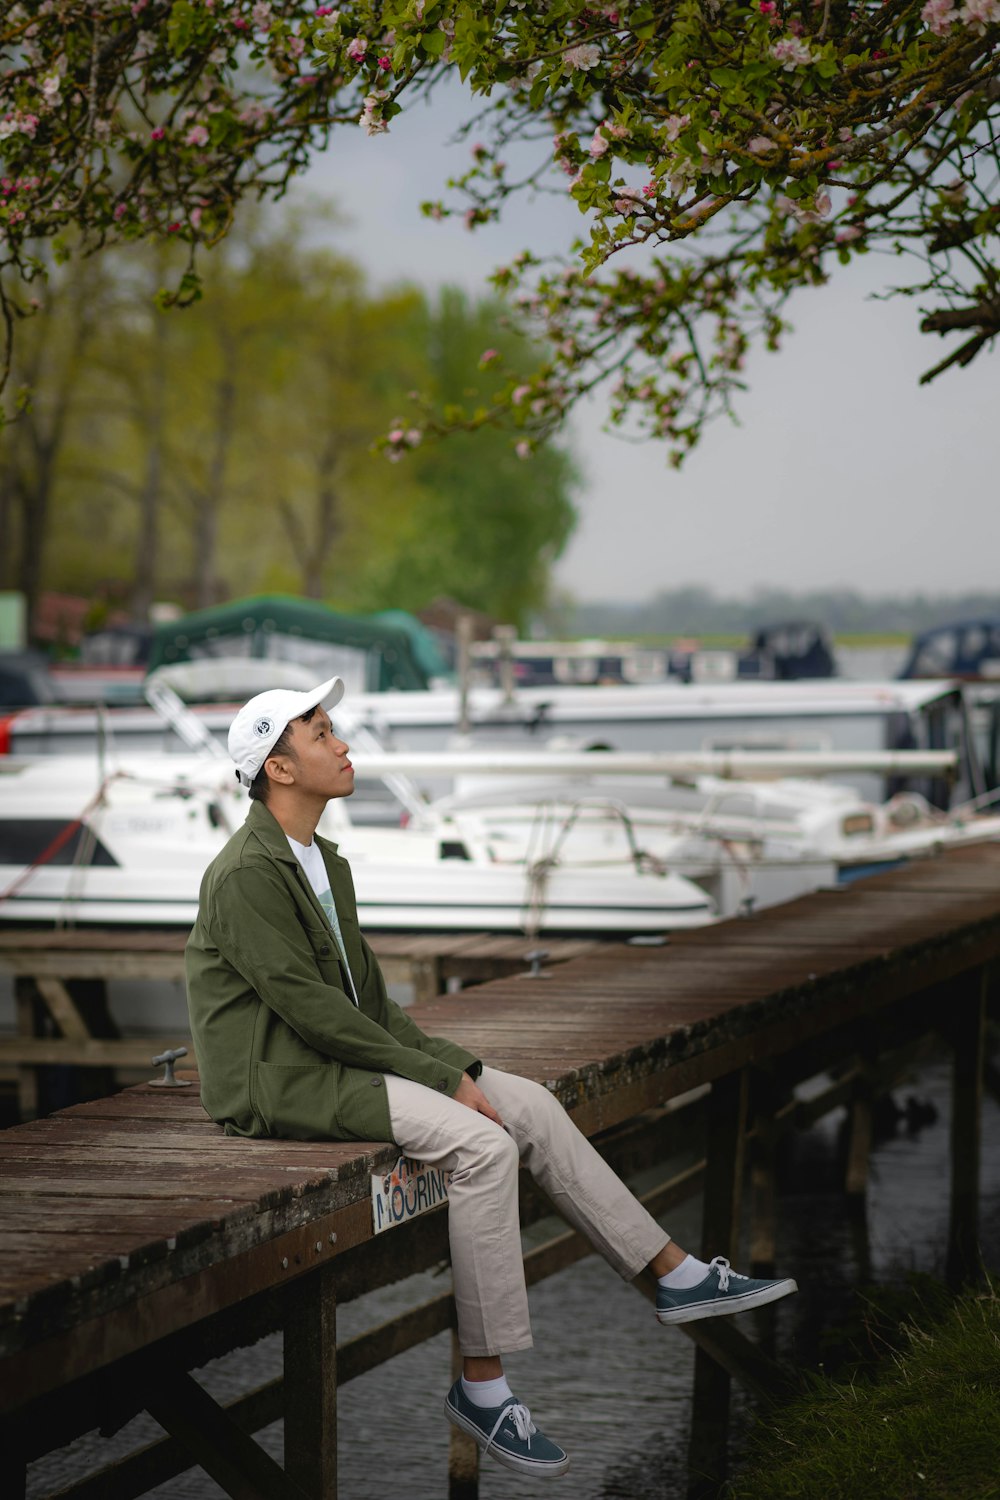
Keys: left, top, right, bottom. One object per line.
{"left": 253, "top": 1061, "right": 338, "bottom": 1141}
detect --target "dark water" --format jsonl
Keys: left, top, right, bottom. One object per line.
{"left": 25, "top": 1055, "right": 1000, "bottom": 1500}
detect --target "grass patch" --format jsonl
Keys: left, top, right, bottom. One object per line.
{"left": 727, "top": 1281, "right": 1000, "bottom": 1500}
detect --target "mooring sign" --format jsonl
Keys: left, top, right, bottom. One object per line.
{"left": 371, "top": 1154, "right": 451, "bottom": 1234}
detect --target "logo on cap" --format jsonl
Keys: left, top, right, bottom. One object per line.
{"left": 253, "top": 716, "right": 273, "bottom": 738}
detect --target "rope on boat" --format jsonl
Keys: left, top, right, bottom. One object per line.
{"left": 0, "top": 775, "right": 120, "bottom": 908}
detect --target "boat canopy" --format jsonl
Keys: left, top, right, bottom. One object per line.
{"left": 900, "top": 619, "right": 1000, "bottom": 681}
{"left": 144, "top": 595, "right": 450, "bottom": 692}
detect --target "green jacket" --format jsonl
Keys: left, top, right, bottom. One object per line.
{"left": 185, "top": 800, "right": 480, "bottom": 1141}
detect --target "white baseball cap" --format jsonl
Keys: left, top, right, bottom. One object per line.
{"left": 228, "top": 676, "right": 345, "bottom": 789}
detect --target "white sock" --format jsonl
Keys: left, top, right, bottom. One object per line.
{"left": 461, "top": 1374, "right": 514, "bottom": 1409}
{"left": 659, "top": 1253, "right": 711, "bottom": 1290}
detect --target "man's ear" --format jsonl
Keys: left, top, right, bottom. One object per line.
{"left": 264, "top": 754, "right": 295, "bottom": 786}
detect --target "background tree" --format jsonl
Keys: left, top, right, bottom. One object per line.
{"left": 2, "top": 3, "right": 999, "bottom": 463}
{"left": 5, "top": 204, "right": 578, "bottom": 631}
{"left": 364, "top": 288, "right": 579, "bottom": 623}
{"left": 0, "top": 251, "right": 112, "bottom": 619}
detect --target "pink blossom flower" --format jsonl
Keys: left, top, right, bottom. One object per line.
{"left": 347, "top": 36, "right": 368, "bottom": 61}
{"left": 0, "top": 111, "right": 39, "bottom": 140}
{"left": 961, "top": 0, "right": 1000, "bottom": 30}
{"left": 511, "top": 384, "right": 532, "bottom": 405}
{"left": 479, "top": 348, "right": 500, "bottom": 366}
{"left": 642, "top": 181, "right": 657, "bottom": 198}
{"left": 113, "top": 202, "right": 128, "bottom": 221}
{"left": 563, "top": 43, "right": 600, "bottom": 70}
{"left": 387, "top": 427, "right": 405, "bottom": 443}
{"left": 921, "top": 0, "right": 958, "bottom": 31}
{"left": 836, "top": 225, "right": 863, "bottom": 243}
{"left": 251, "top": 1, "right": 271, "bottom": 32}
{"left": 589, "top": 128, "right": 609, "bottom": 158}
{"left": 150, "top": 126, "right": 166, "bottom": 141}
{"left": 771, "top": 36, "right": 813, "bottom": 68}
{"left": 185, "top": 124, "right": 209, "bottom": 147}
{"left": 167, "top": 222, "right": 182, "bottom": 233}
{"left": 359, "top": 92, "right": 388, "bottom": 135}
{"left": 747, "top": 135, "right": 775, "bottom": 156}
{"left": 515, "top": 440, "right": 532, "bottom": 460}
{"left": 316, "top": 5, "right": 336, "bottom": 14}
{"left": 377, "top": 55, "right": 392, "bottom": 70}
{"left": 663, "top": 113, "right": 690, "bottom": 142}
{"left": 405, "top": 429, "right": 422, "bottom": 447}
{"left": 191, "top": 207, "right": 203, "bottom": 228}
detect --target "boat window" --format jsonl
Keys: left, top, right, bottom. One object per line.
{"left": 0, "top": 820, "right": 118, "bottom": 867}
{"left": 622, "top": 651, "right": 669, "bottom": 684}
{"left": 439, "top": 840, "right": 472, "bottom": 861}
{"left": 963, "top": 626, "right": 987, "bottom": 662}
{"left": 554, "top": 657, "right": 599, "bottom": 685}
{"left": 912, "top": 629, "right": 959, "bottom": 676}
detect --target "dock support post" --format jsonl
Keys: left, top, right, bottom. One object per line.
{"left": 844, "top": 1069, "right": 873, "bottom": 1202}
{"left": 946, "top": 967, "right": 987, "bottom": 1289}
{"left": 0, "top": 1419, "right": 26, "bottom": 1500}
{"left": 687, "top": 1067, "right": 748, "bottom": 1500}
{"left": 285, "top": 1264, "right": 339, "bottom": 1499}
{"left": 749, "top": 1071, "right": 781, "bottom": 1280}
{"left": 448, "top": 1327, "right": 479, "bottom": 1500}
{"left": 15, "top": 978, "right": 40, "bottom": 1122}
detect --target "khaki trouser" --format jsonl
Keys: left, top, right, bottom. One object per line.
{"left": 384, "top": 1065, "right": 670, "bottom": 1357}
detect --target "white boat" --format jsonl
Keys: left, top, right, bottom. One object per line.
{"left": 410, "top": 771, "right": 1000, "bottom": 918}
{"left": 2, "top": 741, "right": 997, "bottom": 937}
{"left": 0, "top": 756, "right": 716, "bottom": 936}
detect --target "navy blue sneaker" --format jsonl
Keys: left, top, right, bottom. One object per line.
{"left": 445, "top": 1379, "right": 570, "bottom": 1477}
{"left": 656, "top": 1256, "right": 798, "bottom": 1324}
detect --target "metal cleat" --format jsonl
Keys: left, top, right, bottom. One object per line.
{"left": 520, "top": 948, "right": 551, "bottom": 980}
{"left": 149, "top": 1047, "right": 192, "bottom": 1088}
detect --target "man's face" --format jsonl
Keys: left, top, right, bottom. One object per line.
{"left": 280, "top": 708, "right": 355, "bottom": 800}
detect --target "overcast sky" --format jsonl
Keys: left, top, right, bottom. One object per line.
{"left": 299, "top": 83, "right": 1000, "bottom": 606}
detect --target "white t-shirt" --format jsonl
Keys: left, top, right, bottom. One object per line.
{"left": 286, "top": 835, "right": 359, "bottom": 1005}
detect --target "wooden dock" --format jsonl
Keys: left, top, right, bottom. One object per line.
{"left": 1, "top": 844, "right": 997, "bottom": 1500}
{"left": 0, "top": 928, "right": 599, "bottom": 1119}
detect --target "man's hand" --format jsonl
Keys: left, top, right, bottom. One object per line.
{"left": 453, "top": 1073, "right": 504, "bottom": 1126}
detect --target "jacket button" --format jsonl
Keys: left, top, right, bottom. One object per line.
{"left": 319, "top": 944, "right": 331, "bottom": 957}
{"left": 370, "top": 1077, "right": 383, "bottom": 1088}
{"left": 435, "top": 1080, "right": 448, "bottom": 1092}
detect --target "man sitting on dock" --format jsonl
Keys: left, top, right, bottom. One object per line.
{"left": 186, "top": 676, "right": 797, "bottom": 1480}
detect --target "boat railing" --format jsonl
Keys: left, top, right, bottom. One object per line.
{"left": 143, "top": 675, "right": 230, "bottom": 761}
{"left": 521, "top": 796, "right": 669, "bottom": 877}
